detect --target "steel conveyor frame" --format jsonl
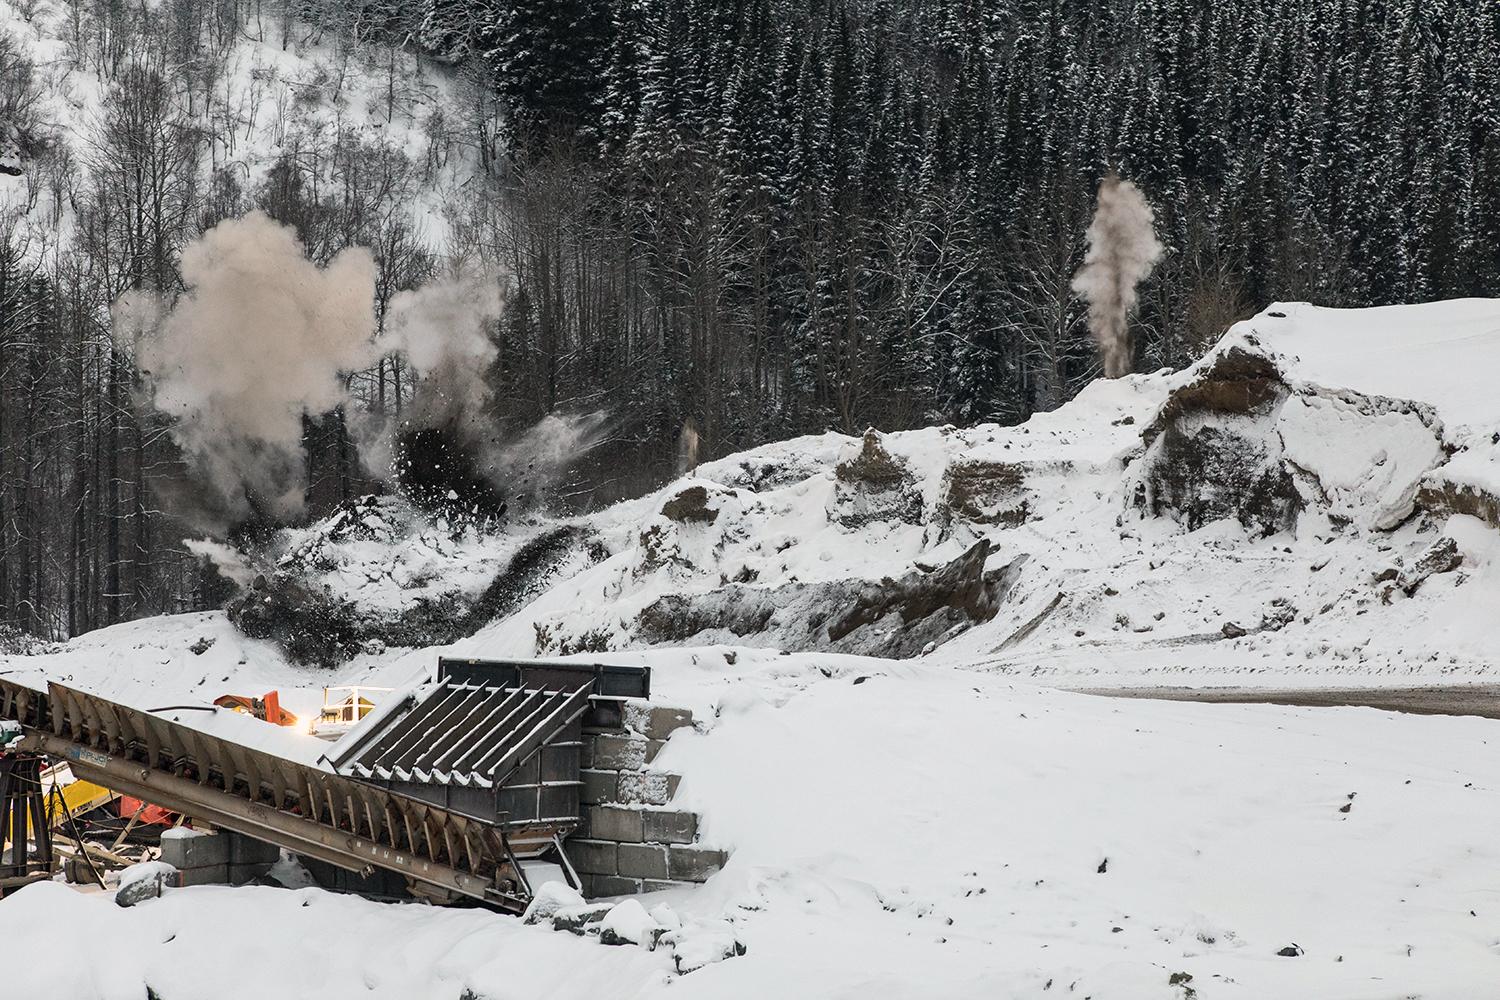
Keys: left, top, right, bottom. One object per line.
{"left": 0, "top": 677, "right": 555, "bottom": 911}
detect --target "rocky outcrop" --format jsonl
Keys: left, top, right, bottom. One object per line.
{"left": 627, "top": 539, "right": 1024, "bottom": 658}
{"left": 232, "top": 520, "right": 606, "bottom": 666}
{"left": 940, "top": 459, "right": 1032, "bottom": 527}
{"left": 661, "top": 485, "right": 721, "bottom": 523}
{"left": 1135, "top": 344, "right": 1300, "bottom": 535}
{"left": 1418, "top": 479, "right": 1500, "bottom": 527}
{"left": 830, "top": 430, "right": 923, "bottom": 527}
{"left": 1134, "top": 338, "right": 1450, "bottom": 536}
{"left": 827, "top": 539, "right": 1021, "bottom": 641}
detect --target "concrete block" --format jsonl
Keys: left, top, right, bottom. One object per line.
{"left": 641, "top": 879, "right": 695, "bottom": 893}
{"left": 592, "top": 734, "right": 648, "bottom": 771}
{"left": 159, "top": 829, "right": 227, "bottom": 869}
{"left": 590, "top": 874, "right": 642, "bottom": 897}
{"left": 667, "top": 846, "right": 727, "bottom": 883}
{"left": 567, "top": 838, "right": 618, "bottom": 875}
{"left": 643, "top": 810, "right": 697, "bottom": 845}
{"left": 225, "top": 832, "right": 280, "bottom": 866}
{"left": 616, "top": 771, "right": 678, "bottom": 806}
{"left": 625, "top": 702, "right": 695, "bottom": 741}
{"left": 172, "top": 863, "right": 229, "bottom": 887}
{"left": 589, "top": 805, "right": 645, "bottom": 843}
{"left": 617, "top": 843, "right": 669, "bottom": 880}
{"left": 228, "top": 861, "right": 276, "bottom": 886}
{"left": 644, "top": 739, "right": 667, "bottom": 765}
{"left": 580, "top": 768, "right": 619, "bottom": 805}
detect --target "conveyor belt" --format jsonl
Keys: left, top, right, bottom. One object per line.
{"left": 0, "top": 676, "right": 570, "bottom": 911}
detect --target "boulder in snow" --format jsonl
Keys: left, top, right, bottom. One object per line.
{"left": 115, "top": 861, "right": 178, "bottom": 907}
{"left": 522, "top": 881, "right": 587, "bottom": 925}
{"left": 598, "top": 898, "right": 663, "bottom": 948}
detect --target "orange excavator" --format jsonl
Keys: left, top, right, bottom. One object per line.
{"left": 212, "top": 690, "right": 298, "bottom": 727}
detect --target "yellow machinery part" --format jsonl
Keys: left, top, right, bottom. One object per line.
{"left": 1, "top": 773, "right": 115, "bottom": 850}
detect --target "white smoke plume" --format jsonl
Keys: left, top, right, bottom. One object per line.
{"left": 1071, "top": 174, "right": 1163, "bottom": 378}
{"left": 365, "top": 267, "right": 504, "bottom": 470}
{"left": 126, "top": 214, "right": 607, "bottom": 533}
{"left": 183, "top": 538, "right": 259, "bottom": 587}
{"left": 677, "top": 417, "right": 700, "bottom": 475}
{"left": 131, "top": 211, "right": 377, "bottom": 519}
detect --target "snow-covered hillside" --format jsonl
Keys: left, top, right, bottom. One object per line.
{"left": 13, "top": 298, "right": 1500, "bottom": 699}
{"left": 0, "top": 0, "right": 475, "bottom": 252}
{"left": 413, "top": 298, "right": 1500, "bottom": 690}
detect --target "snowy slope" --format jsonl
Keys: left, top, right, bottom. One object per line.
{"left": 0, "top": 0, "right": 476, "bottom": 255}
{"left": 14, "top": 299, "right": 1500, "bottom": 702}
{"left": 405, "top": 298, "right": 1500, "bottom": 690}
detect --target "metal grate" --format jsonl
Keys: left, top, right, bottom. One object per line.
{"left": 337, "top": 681, "right": 592, "bottom": 789}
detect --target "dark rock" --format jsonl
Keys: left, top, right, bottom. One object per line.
{"left": 1221, "top": 621, "right": 1248, "bottom": 638}
{"left": 941, "top": 459, "right": 1032, "bottom": 527}
{"left": 628, "top": 543, "right": 1026, "bottom": 660}
{"left": 831, "top": 430, "right": 924, "bottom": 527}
{"left": 1277, "top": 944, "right": 1304, "bottom": 957}
{"left": 1398, "top": 536, "right": 1462, "bottom": 595}
{"left": 115, "top": 864, "right": 177, "bottom": 908}
{"left": 1135, "top": 345, "right": 1301, "bottom": 536}
{"left": 1259, "top": 600, "right": 1296, "bottom": 631}
{"left": 551, "top": 904, "right": 613, "bottom": 935}
{"left": 1417, "top": 476, "right": 1500, "bottom": 531}
{"left": 188, "top": 636, "right": 215, "bottom": 656}
{"left": 661, "top": 485, "right": 720, "bottom": 523}
{"left": 828, "top": 541, "right": 1023, "bottom": 643}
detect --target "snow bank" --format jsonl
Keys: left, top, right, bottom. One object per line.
{"left": 5, "top": 657, "right": 1500, "bottom": 997}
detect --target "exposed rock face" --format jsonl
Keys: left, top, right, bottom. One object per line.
{"left": 1417, "top": 471, "right": 1500, "bottom": 530}
{"left": 1136, "top": 345, "right": 1301, "bottom": 536}
{"left": 627, "top": 539, "right": 1025, "bottom": 659}
{"left": 1134, "top": 340, "right": 1449, "bottom": 536}
{"left": 1396, "top": 536, "right": 1461, "bottom": 595}
{"left": 660, "top": 485, "right": 721, "bottom": 523}
{"left": 830, "top": 429, "right": 923, "bottom": 527}
{"left": 828, "top": 539, "right": 1019, "bottom": 641}
{"left": 941, "top": 460, "right": 1032, "bottom": 527}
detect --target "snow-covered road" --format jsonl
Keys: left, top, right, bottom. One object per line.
{"left": 1083, "top": 683, "right": 1500, "bottom": 720}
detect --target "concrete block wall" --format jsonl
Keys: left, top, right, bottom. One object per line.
{"left": 568, "top": 700, "right": 728, "bottom": 898}
{"left": 159, "top": 828, "right": 279, "bottom": 887}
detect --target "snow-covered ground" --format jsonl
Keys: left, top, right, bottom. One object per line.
{"left": 4, "top": 652, "right": 1500, "bottom": 998}
{"left": 0, "top": 0, "right": 476, "bottom": 258}
{"left": 6, "top": 298, "right": 1500, "bottom": 996}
